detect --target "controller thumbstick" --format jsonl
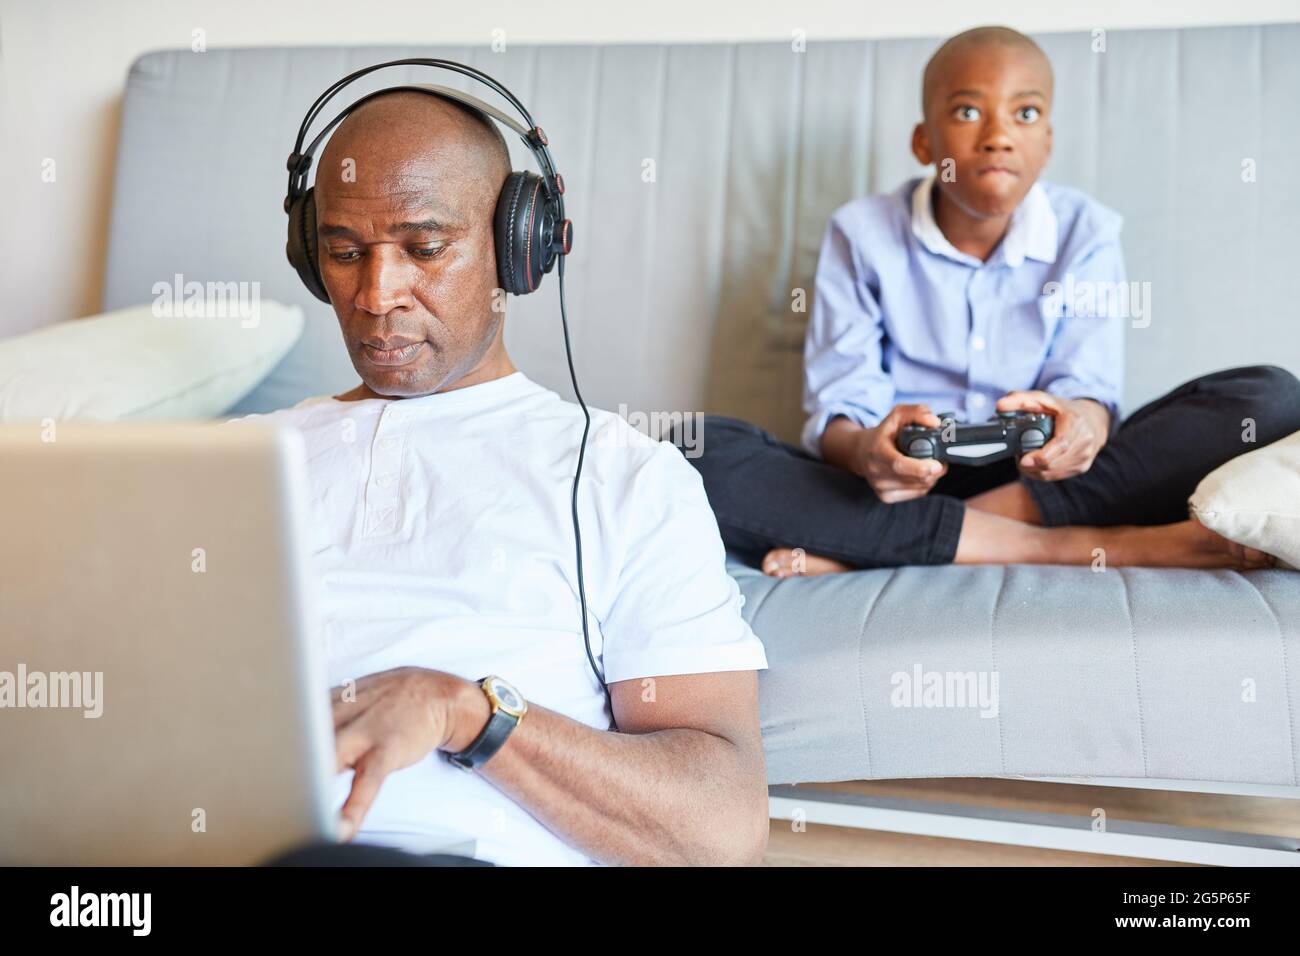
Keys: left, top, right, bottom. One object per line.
{"left": 1021, "top": 428, "right": 1046, "bottom": 450}
{"left": 907, "top": 438, "right": 936, "bottom": 459}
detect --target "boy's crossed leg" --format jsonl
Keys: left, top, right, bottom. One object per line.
{"left": 679, "top": 366, "right": 1300, "bottom": 577}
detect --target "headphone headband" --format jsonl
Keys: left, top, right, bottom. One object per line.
{"left": 295, "top": 58, "right": 535, "bottom": 145}
{"left": 285, "top": 59, "right": 564, "bottom": 221}
{"left": 283, "top": 57, "right": 573, "bottom": 299}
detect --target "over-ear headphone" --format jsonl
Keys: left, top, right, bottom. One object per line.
{"left": 283, "top": 60, "right": 573, "bottom": 303}
{"left": 282, "top": 60, "right": 608, "bottom": 714}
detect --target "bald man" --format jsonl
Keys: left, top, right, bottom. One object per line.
{"left": 674, "top": 25, "right": 1300, "bottom": 576}
{"left": 233, "top": 91, "right": 770, "bottom": 866}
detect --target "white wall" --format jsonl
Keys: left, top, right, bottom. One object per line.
{"left": 3, "top": 0, "right": 1299, "bottom": 335}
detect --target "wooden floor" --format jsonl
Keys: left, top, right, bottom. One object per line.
{"left": 762, "top": 778, "right": 1300, "bottom": 866}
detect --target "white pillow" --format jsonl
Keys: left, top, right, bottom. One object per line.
{"left": 1190, "top": 430, "right": 1300, "bottom": 569}
{"left": 0, "top": 301, "right": 303, "bottom": 421}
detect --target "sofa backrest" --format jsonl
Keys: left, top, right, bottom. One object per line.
{"left": 104, "top": 25, "right": 1300, "bottom": 437}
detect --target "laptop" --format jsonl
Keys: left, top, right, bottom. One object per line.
{"left": 0, "top": 420, "right": 337, "bottom": 865}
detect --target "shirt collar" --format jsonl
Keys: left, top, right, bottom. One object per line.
{"left": 909, "top": 171, "right": 1058, "bottom": 268}
{"left": 326, "top": 371, "right": 536, "bottom": 412}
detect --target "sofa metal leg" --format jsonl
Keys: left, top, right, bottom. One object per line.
{"left": 768, "top": 783, "right": 1300, "bottom": 866}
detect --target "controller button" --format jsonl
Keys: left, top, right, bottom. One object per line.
{"left": 907, "top": 438, "right": 936, "bottom": 459}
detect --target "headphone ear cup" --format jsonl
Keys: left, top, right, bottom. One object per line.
{"left": 493, "top": 171, "right": 555, "bottom": 296}
{"left": 286, "top": 187, "right": 330, "bottom": 304}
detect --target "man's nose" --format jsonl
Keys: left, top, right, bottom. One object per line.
{"left": 354, "top": 247, "right": 415, "bottom": 315}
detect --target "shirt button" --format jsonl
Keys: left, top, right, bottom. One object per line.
{"left": 971, "top": 335, "right": 986, "bottom": 351}
{"left": 378, "top": 437, "right": 397, "bottom": 451}
{"left": 970, "top": 393, "right": 986, "bottom": 408}
{"left": 375, "top": 473, "right": 395, "bottom": 488}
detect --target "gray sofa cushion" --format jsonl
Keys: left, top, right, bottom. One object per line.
{"left": 733, "top": 560, "right": 1300, "bottom": 786}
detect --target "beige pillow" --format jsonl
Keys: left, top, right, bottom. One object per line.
{"left": 0, "top": 302, "right": 303, "bottom": 422}
{"left": 1189, "top": 430, "right": 1300, "bottom": 569}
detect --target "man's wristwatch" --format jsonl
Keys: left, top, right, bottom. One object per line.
{"left": 446, "top": 675, "right": 527, "bottom": 772}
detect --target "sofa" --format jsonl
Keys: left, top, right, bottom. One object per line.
{"left": 100, "top": 24, "right": 1300, "bottom": 863}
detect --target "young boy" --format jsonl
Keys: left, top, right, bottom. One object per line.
{"left": 680, "top": 26, "right": 1300, "bottom": 576}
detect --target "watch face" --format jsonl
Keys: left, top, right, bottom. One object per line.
{"left": 486, "top": 677, "right": 525, "bottom": 714}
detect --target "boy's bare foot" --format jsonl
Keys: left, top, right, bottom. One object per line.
{"left": 761, "top": 548, "right": 853, "bottom": 578}
{"left": 955, "top": 508, "right": 1278, "bottom": 569}
{"left": 1105, "top": 519, "right": 1276, "bottom": 570}
{"left": 759, "top": 518, "right": 1275, "bottom": 577}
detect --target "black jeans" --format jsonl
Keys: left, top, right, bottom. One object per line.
{"left": 262, "top": 841, "right": 493, "bottom": 866}
{"left": 674, "top": 365, "right": 1300, "bottom": 569}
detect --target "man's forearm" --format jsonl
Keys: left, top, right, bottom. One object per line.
{"left": 443, "top": 680, "right": 768, "bottom": 866}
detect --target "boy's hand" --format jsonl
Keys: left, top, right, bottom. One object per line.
{"left": 851, "top": 405, "right": 949, "bottom": 503}
{"left": 996, "top": 391, "right": 1109, "bottom": 481}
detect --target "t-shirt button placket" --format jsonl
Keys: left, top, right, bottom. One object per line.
{"left": 366, "top": 405, "right": 406, "bottom": 536}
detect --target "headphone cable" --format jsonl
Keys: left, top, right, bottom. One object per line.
{"left": 555, "top": 254, "right": 613, "bottom": 725}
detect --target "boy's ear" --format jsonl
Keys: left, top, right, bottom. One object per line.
{"left": 911, "top": 122, "right": 932, "bottom": 167}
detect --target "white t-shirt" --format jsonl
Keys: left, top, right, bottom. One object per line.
{"left": 229, "top": 372, "right": 768, "bottom": 866}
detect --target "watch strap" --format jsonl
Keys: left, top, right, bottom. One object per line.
{"left": 447, "top": 681, "right": 521, "bottom": 771}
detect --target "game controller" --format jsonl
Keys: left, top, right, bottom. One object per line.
{"left": 896, "top": 410, "right": 1054, "bottom": 466}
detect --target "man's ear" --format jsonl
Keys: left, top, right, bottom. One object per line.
{"left": 911, "top": 122, "right": 932, "bottom": 167}
{"left": 1045, "top": 119, "right": 1053, "bottom": 163}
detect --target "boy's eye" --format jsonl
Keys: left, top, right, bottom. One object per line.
{"left": 328, "top": 249, "right": 361, "bottom": 262}
{"left": 954, "top": 105, "right": 981, "bottom": 122}
{"left": 410, "top": 246, "right": 445, "bottom": 261}
{"left": 1017, "top": 105, "right": 1042, "bottom": 123}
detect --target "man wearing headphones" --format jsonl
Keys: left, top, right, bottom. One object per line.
{"left": 234, "top": 82, "right": 770, "bottom": 866}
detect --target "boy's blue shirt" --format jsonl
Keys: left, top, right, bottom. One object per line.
{"left": 801, "top": 173, "right": 1126, "bottom": 457}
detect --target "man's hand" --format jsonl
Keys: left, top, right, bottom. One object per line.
{"left": 331, "top": 667, "right": 488, "bottom": 841}
{"left": 996, "top": 391, "right": 1110, "bottom": 481}
{"left": 329, "top": 668, "right": 766, "bottom": 865}
{"left": 825, "top": 406, "right": 948, "bottom": 503}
